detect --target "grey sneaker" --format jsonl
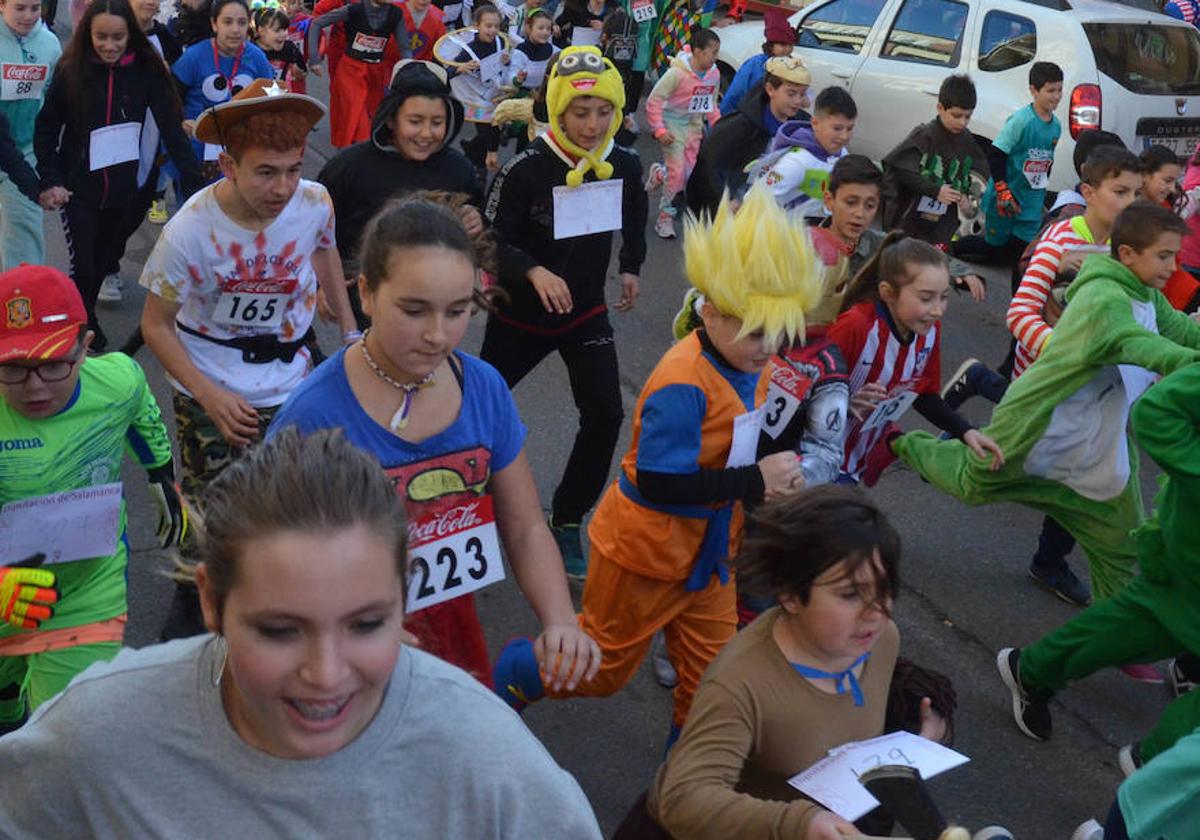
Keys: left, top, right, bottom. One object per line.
{"left": 1070, "top": 819, "right": 1103, "bottom": 840}
{"left": 997, "top": 647, "right": 1052, "bottom": 741}
{"left": 97, "top": 275, "right": 123, "bottom": 303}
{"left": 652, "top": 631, "right": 677, "bottom": 688}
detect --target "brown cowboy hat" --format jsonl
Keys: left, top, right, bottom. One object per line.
{"left": 193, "top": 78, "right": 327, "bottom": 145}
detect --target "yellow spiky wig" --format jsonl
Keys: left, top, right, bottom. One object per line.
{"left": 546, "top": 46, "right": 625, "bottom": 187}
{"left": 683, "top": 183, "right": 823, "bottom": 347}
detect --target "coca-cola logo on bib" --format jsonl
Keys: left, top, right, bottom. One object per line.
{"left": 407, "top": 501, "right": 485, "bottom": 544}
{"left": 3, "top": 65, "right": 47, "bottom": 81}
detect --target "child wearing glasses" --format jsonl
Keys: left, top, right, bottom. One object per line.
{"left": 0, "top": 265, "right": 185, "bottom": 736}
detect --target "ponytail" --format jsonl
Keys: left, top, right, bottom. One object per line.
{"left": 839, "top": 233, "right": 946, "bottom": 314}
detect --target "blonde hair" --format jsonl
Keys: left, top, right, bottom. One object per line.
{"left": 683, "top": 183, "right": 822, "bottom": 346}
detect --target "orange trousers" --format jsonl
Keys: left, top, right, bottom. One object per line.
{"left": 547, "top": 544, "right": 737, "bottom": 728}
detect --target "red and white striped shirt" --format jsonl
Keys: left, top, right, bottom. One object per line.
{"left": 828, "top": 301, "right": 942, "bottom": 480}
{"left": 1006, "top": 215, "right": 1107, "bottom": 378}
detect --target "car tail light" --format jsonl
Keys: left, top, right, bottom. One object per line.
{"left": 1069, "top": 84, "right": 1101, "bottom": 139}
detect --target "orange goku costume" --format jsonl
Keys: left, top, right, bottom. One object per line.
{"left": 492, "top": 184, "right": 822, "bottom": 745}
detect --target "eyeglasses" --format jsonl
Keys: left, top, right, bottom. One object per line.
{"left": 0, "top": 354, "right": 82, "bottom": 385}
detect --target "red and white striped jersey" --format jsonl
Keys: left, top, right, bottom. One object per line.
{"left": 828, "top": 301, "right": 942, "bottom": 480}
{"left": 1007, "top": 215, "right": 1106, "bottom": 378}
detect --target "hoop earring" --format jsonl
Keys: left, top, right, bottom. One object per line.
{"left": 208, "top": 634, "right": 229, "bottom": 688}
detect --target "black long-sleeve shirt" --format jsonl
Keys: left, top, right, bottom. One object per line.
{"left": 0, "top": 113, "right": 41, "bottom": 205}
{"left": 484, "top": 136, "right": 647, "bottom": 335}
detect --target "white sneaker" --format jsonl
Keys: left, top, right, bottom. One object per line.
{"left": 654, "top": 212, "right": 676, "bottom": 240}
{"left": 1169, "top": 657, "right": 1196, "bottom": 697}
{"left": 1070, "top": 818, "right": 1103, "bottom": 840}
{"left": 651, "top": 631, "right": 677, "bottom": 688}
{"left": 97, "top": 275, "right": 123, "bottom": 303}
{"left": 644, "top": 162, "right": 666, "bottom": 192}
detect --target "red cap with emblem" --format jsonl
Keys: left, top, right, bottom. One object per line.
{"left": 0, "top": 265, "right": 88, "bottom": 363}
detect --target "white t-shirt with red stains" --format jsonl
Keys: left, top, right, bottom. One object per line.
{"left": 140, "top": 179, "right": 334, "bottom": 407}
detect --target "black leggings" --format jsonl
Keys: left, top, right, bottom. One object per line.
{"left": 62, "top": 200, "right": 143, "bottom": 347}
{"left": 480, "top": 314, "right": 624, "bottom": 525}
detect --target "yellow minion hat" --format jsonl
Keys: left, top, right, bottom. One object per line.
{"left": 683, "top": 183, "right": 823, "bottom": 347}
{"left": 545, "top": 46, "right": 625, "bottom": 187}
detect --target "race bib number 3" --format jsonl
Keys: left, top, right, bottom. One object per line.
{"left": 406, "top": 496, "right": 506, "bottom": 613}
{"left": 631, "top": 0, "right": 657, "bottom": 22}
{"left": 689, "top": 84, "right": 715, "bottom": 114}
{"left": 212, "top": 278, "right": 298, "bottom": 328}
{"left": 1, "top": 63, "right": 48, "bottom": 101}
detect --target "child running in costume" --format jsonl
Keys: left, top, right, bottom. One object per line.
{"left": 485, "top": 24, "right": 554, "bottom": 171}
{"left": 648, "top": 27, "right": 720, "bottom": 240}
{"left": 0, "top": 265, "right": 185, "bottom": 734}
{"left": 719, "top": 6, "right": 794, "bottom": 117}
{"left": 492, "top": 184, "right": 821, "bottom": 746}
{"left": 893, "top": 202, "right": 1200, "bottom": 609}
{"left": 270, "top": 198, "right": 600, "bottom": 687}
{"left": 643, "top": 26, "right": 719, "bottom": 239}
{"left": 481, "top": 45, "right": 645, "bottom": 577}
{"left": 446, "top": 4, "right": 509, "bottom": 171}
{"left": 998, "top": 362, "right": 1200, "bottom": 777}
{"left": 826, "top": 235, "right": 1004, "bottom": 486}
{"left": 307, "top": 0, "right": 410, "bottom": 147}
{"left": 282, "top": 0, "right": 312, "bottom": 93}
{"left": 507, "top": 6, "right": 556, "bottom": 91}
{"left": 882, "top": 74, "right": 990, "bottom": 265}
{"left": 401, "top": 0, "right": 446, "bottom": 61}
{"left": 253, "top": 3, "right": 308, "bottom": 91}
{"left": 173, "top": 0, "right": 275, "bottom": 179}
{"left": 622, "top": 487, "right": 951, "bottom": 839}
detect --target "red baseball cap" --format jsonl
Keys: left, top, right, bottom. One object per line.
{"left": 0, "top": 265, "right": 87, "bottom": 363}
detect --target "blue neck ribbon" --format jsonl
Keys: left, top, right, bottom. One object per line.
{"left": 791, "top": 652, "right": 871, "bottom": 706}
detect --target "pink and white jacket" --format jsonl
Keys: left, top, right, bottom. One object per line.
{"left": 645, "top": 50, "right": 721, "bottom": 135}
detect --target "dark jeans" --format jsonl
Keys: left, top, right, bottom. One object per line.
{"left": 480, "top": 313, "right": 623, "bottom": 525}
{"left": 950, "top": 233, "right": 1028, "bottom": 269}
{"left": 1032, "top": 515, "right": 1077, "bottom": 575}
{"left": 62, "top": 201, "right": 139, "bottom": 349}
{"left": 1104, "top": 799, "right": 1130, "bottom": 840}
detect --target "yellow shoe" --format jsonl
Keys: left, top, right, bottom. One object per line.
{"left": 147, "top": 198, "right": 168, "bottom": 225}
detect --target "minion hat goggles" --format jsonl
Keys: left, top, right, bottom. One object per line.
{"left": 546, "top": 46, "right": 625, "bottom": 187}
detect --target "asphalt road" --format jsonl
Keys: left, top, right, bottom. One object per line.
{"left": 61, "top": 80, "right": 1173, "bottom": 839}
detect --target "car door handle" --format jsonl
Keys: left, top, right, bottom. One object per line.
{"left": 831, "top": 70, "right": 852, "bottom": 79}
{"left": 921, "top": 86, "right": 938, "bottom": 96}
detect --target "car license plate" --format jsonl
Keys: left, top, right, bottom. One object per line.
{"left": 1142, "top": 135, "right": 1200, "bottom": 157}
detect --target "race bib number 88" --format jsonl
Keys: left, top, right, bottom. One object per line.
{"left": 0, "top": 63, "right": 47, "bottom": 101}
{"left": 406, "top": 496, "right": 506, "bottom": 613}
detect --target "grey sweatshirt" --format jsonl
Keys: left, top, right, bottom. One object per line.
{"left": 0, "top": 637, "right": 602, "bottom": 839}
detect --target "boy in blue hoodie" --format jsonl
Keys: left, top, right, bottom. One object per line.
{"left": 750, "top": 85, "right": 855, "bottom": 221}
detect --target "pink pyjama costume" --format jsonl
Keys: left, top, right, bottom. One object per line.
{"left": 646, "top": 50, "right": 720, "bottom": 218}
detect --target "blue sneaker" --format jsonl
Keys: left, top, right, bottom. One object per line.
{"left": 493, "top": 637, "right": 544, "bottom": 713}
{"left": 549, "top": 516, "right": 587, "bottom": 581}
{"left": 1028, "top": 561, "right": 1091, "bottom": 607}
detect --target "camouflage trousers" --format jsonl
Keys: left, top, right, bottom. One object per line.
{"left": 172, "top": 391, "right": 280, "bottom": 509}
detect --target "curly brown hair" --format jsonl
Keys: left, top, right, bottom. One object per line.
{"left": 223, "top": 110, "right": 311, "bottom": 158}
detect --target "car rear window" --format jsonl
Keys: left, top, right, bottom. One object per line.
{"left": 1083, "top": 22, "right": 1200, "bottom": 95}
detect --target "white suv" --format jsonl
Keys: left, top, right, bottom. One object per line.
{"left": 715, "top": 0, "right": 1200, "bottom": 197}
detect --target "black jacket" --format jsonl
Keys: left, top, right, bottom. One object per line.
{"left": 317, "top": 62, "right": 477, "bottom": 269}
{"left": 485, "top": 137, "right": 647, "bottom": 335}
{"left": 686, "top": 83, "right": 777, "bottom": 217}
{"left": 34, "top": 53, "right": 203, "bottom": 208}
{"left": 882, "top": 118, "right": 989, "bottom": 248}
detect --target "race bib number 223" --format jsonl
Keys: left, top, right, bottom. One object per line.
{"left": 406, "top": 496, "right": 506, "bottom": 613}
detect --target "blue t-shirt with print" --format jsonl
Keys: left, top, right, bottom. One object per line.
{"left": 983, "top": 103, "right": 1061, "bottom": 244}
{"left": 172, "top": 38, "right": 276, "bottom": 160}
{"left": 268, "top": 349, "right": 527, "bottom": 514}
